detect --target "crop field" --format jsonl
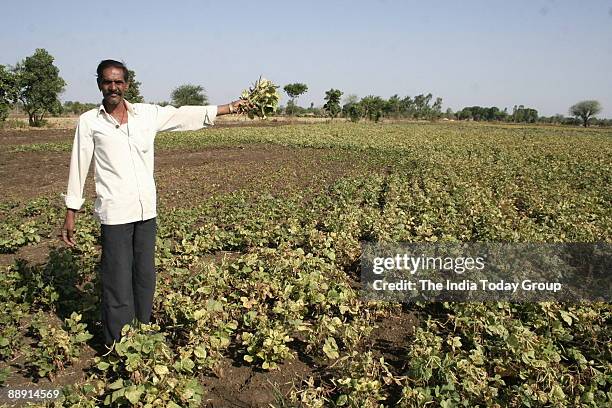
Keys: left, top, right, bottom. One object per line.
{"left": 0, "top": 121, "right": 611, "bottom": 407}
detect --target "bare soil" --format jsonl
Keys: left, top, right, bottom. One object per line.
{"left": 0, "top": 128, "right": 74, "bottom": 146}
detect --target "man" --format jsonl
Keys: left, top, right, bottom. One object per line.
{"left": 61, "top": 59, "right": 245, "bottom": 347}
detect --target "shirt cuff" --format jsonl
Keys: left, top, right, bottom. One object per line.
{"left": 204, "top": 105, "right": 218, "bottom": 126}
{"left": 63, "top": 194, "right": 85, "bottom": 210}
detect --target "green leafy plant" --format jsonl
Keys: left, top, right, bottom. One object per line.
{"left": 0, "top": 267, "right": 29, "bottom": 361}
{"left": 239, "top": 76, "right": 280, "bottom": 119}
{"left": 25, "top": 312, "right": 93, "bottom": 379}
{"left": 0, "top": 306, "right": 25, "bottom": 361}
{"left": 241, "top": 324, "right": 293, "bottom": 370}
{"left": 0, "top": 220, "right": 41, "bottom": 253}
{"left": 93, "top": 323, "right": 204, "bottom": 407}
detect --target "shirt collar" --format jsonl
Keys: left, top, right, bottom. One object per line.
{"left": 97, "top": 99, "right": 137, "bottom": 117}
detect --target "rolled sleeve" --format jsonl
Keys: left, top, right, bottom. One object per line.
{"left": 64, "top": 195, "right": 85, "bottom": 210}
{"left": 154, "top": 105, "right": 218, "bottom": 132}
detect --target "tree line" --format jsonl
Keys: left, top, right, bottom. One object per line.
{"left": 283, "top": 88, "right": 606, "bottom": 127}
{"left": 0, "top": 48, "right": 606, "bottom": 127}
{"left": 452, "top": 102, "right": 606, "bottom": 127}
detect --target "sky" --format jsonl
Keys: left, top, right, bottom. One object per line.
{"left": 2, "top": 0, "right": 612, "bottom": 117}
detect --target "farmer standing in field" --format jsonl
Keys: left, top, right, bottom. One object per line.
{"left": 60, "top": 59, "right": 246, "bottom": 347}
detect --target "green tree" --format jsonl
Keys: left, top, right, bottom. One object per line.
{"left": 384, "top": 94, "right": 401, "bottom": 119}
{"left": 569, "top": 100, "right": 602, "bottom": 127}
{"left": 124, "top": 69, "right": 144, "bottom": 103}
{"left": 345, "top": 103, "right": 363, "bottom": 122}
{"left": 457, "top": 106, "right": 509, "bottom": 122}
{"left": 413, "top": 93, "right": 433, "bottom": 119}
{"left": 283, "top": 83, "right": 308, "bottom": 115}
{"left": 171, "top": 84, "right": 207, "bottom": 107}
{"left": 431, "top": 97, "right": 443, "bottom": 119}
{"left": 14, "top": 48, "right": 65, "bottom": 126}
{"left": 359, "top": 95, "right": 385, "bottom": 122}
{"left": 398, "top": 96, "right": 414, "bottom": 118}
{"left": 511, "top": 105, "right": 538, "bottom": 123}
{"left": 323, "top": 88, "right": 343, "bottom": 119}
{"left": 0, "top": 65, "right": 18, "bottom": 121}
{"left": 457, "top": 108, "right": 473, "bottom": 120}
{"left": 341, "top": 94, "right": 361, "bottom": 121}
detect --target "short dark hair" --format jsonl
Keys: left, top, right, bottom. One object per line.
{"left": 96, "top": 60, "right": 129, "bottom": 84}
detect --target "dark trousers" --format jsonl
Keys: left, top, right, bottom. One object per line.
{"left": 100, "top": 218, "right": 156, "bottom": 346}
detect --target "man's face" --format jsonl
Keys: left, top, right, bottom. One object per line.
{"left": 98, "top": 67, "right": 129, "bottom": 107}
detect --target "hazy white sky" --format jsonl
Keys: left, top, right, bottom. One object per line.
{"left": 2, "top": 0, "right": 612, "bottom": 117}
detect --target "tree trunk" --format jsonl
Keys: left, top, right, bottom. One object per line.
{"left": 27, "top": 109, "right": 44, "bottom": 127}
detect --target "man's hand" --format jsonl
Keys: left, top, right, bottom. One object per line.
{"left": 61, "top": 209, "right": 77, "bottom": 247}
{"left": 231, "top": 99, "right": 252, "bottom": 113}
{"left": 219, "top": 99, "right": 253, "bottom": 115}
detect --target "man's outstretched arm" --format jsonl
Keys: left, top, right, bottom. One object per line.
{"left": 154, "top": 99, "right": 249, "bottom": 133}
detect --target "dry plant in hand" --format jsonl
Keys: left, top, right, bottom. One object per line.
{"left": 238, "top": 77, "right": 280, "bottom": 119}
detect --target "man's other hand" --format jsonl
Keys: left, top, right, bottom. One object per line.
{"left": 61, "top": 209, "right": 77, "bottom": 247}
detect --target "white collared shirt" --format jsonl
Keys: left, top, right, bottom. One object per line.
{"left": 64, "top": 101, "right": 217, "bottom": 225}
